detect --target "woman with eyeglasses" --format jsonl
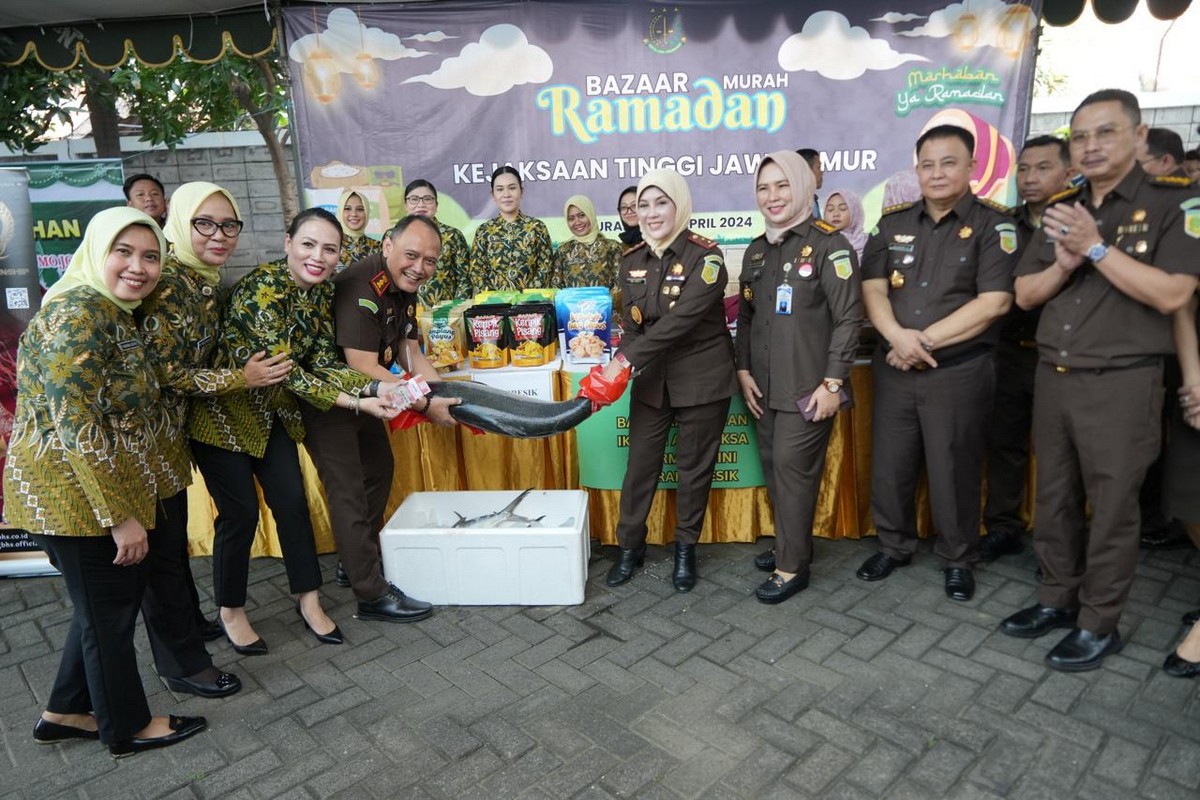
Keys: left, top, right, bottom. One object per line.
{"left": 617, "top": 185, "right": 642, "bottom": 247}
{"left": 335, "top": 189, "right": 382, "bottom": 268}
{"left": 134, "top": 182, "right": 291, "bottom": 693}
{"left": 188, "top": 208, "right": 400, "bottom": 655}
{"left": 402, "top": 179, "right": 470, "bottom": 304}
{"left": 6, "top": 207, "right": 206, "bottom": 756}
{"left": 467, "top": 166, "right": 553, "bottom": 295}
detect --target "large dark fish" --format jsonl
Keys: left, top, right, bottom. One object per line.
{"left": 428, "top": 380, "right": 593, "bottom": 438}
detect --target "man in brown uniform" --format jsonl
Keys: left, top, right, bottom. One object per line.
{"left": 300, "top": 215, "right": 458, "bottom": 623}
{"left": 858, "top": 124, "right": 1016, "bottom": 602}
{"left": 981, "top": 136, "right": 1073, "bottom": 561}
{"left": 999, "top": 89, "right": 1200, "bottom": 671}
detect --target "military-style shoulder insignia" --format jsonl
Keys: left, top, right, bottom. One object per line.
{"left": 975, "top": 196, "right": 1012, "bottom": 214}
{"left": 623, "top": 241, "right": 647, "bottom": 256}
{"left": 1152, "top": 174, "right": 1193, "bottom": 188}
{"left": 700, "top": 253, "right": 723, "bottom": 284}
{"left": 370, "top": 270, "right": 391, "bottom": 297}
{"left": 994, "top": 222, "right": 1018, "bottom": 254}
{"left": 687, "top": 232, "right": 718, "bottom": 249}
{"left": 1047, "top": 186, "right": 1083, "bottom": 205}
{"left": 882, "top": 201, "right": 916, "bottom": 216}
{"left": 1181, "top": 197, "right": 1200, "bottom": 239}
{"left": 358, "top": 297, "right": 379, "bottom": 314}
{"left": 827, "top": 249, "right": 853, "bottom": 280}
{"left": 812, "top": 219, "right": 838, "bottom": 234}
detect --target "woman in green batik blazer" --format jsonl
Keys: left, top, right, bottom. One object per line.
{"left": 550, "top": 194, "right": 624, "bottom": 289}
{"left": 188, "top": 208, "right": 398, "bottom": 655}
{"left": 403, "top": 178, "right": 470, "bottom": 305}
{"left": 136, "top": 182, "right": 290, "bottom": 697}
{"left": 466, "top": 166, "right": 553, "bottom": 294}
{"left": 5, "top": 207, "right": 206, "bottom": 756}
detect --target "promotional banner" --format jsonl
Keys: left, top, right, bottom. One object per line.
{"left": 5, "top": 160, "right": 125, "bottom": 289}
{"left": 283, "top": 1, "right": 1040, "bottom": 244}
{"left": 0, "top": 168, "right": 55, "bottom": 576}
{"left": 567, "top": 373, "right": 764, "bottom": 490}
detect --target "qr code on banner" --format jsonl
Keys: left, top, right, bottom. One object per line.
{"left": 5, "top": 288, "right": 28, "bottom": 310}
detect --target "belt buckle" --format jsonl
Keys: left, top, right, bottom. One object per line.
{"left": 1055, "top": 365, "right": 1070, "bottom": 374}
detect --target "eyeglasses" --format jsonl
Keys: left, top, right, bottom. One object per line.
{"left": 618, "top": 204, "right": 637, "bottom": 214}
{"left": 406, "top": 195, "right": 437, "bottom": 206}
{"left": 191, "top": 218, "right": 244, "bottom": 237}
{"left": 1068, "top": 125, "right": 1129, "bottom": 147}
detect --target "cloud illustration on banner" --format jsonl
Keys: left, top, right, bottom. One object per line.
{"left": 778, "top": 11, "right": 929, "bottom": 80}
{"left": 403, "top": 24, "right": 553, "bottom": 97}
{"left": 896, "top": 0, "right": 1037, "bottom": 52}
{"left": 871, "top": 12, "right": 928, "bottom": 23}
{"left": 289, "top": 8, "right": 431, "bottom": 68}
{"left": 406, "top": 31, "right": 456, "bottom": 43}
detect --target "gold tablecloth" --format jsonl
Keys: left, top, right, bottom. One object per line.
{"left": 186, "top": 365, "right": 1034, "bottom": 555}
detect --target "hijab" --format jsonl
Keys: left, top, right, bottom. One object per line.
{"left": 43, "top": 206, "right": 166, "bottom": 313}
{"left": 883, "top": 168, "right": 922, "bottom": 208}
{"left": 563, "top": 194, "right": 600, "bottom": 245}
{"left": 163, "top": 181, "right": 242, "bottom": 285}
{"left": 636, "top": 168, "right": 692, "bottom": 258}
{"left": 336, "top": 188, "right": 370, "bottom": 241}
{"left": 824, "top": 188, "right": 868, "bottom": 257}
{"left": 617, "top": 186, "right": 642, "bottom": 246}
{"left": 757, "top": 150, "right": 816, "bottom": 245}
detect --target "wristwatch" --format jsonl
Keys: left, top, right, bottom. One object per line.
{"left": 1086, "top": 241, "right": 1109, "bottom": 263}
{"left": 823, "top": 378, "right": 842, "bottom": 394}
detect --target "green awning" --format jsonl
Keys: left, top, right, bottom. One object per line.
{"left": 0, "top": 9, "right": 277, "bottom": 71}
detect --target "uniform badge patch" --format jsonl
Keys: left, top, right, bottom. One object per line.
{"left": 1132, "top": 209, "right": 1147, "bottom": 223}
{"left": 995, "top": 222, "right": 1018, "bottom": 254}
{"left": 358, "top": 298, "right": 379, "bottom": 314}
{"left": 1183, "top": 198, "right": 1200, "bottom": 239}
{"left": 958, "top": 226, "right": 973, "bottom": 239}
{"left": 742, "top": 286, "right": 753, "bottom": 302}
{"left": 1135, "top": 240, "right": 1148, "bottom": 254}
{"left": 701, "top": 254, "right": 722, "bottom": 285}
{"left": 833, "top": 258, "right": 852, "bottom": 280}
{"left": 893, "top": 234, "right": 915, "bottom": 244}
{"left": 671, "top": 263, "right": 685, "bottom": 276}
{"left": 890, "top": 270, "right": 905, "bottom": 289}
{"left": 800, "top": 245, "right": 813, "bottom": 258}
{"left": 630, "top": 305, "right": 643, "bottom": 324}
{"left": 370, "top": 271, "right": 390, "bottom": 296}
{"left": 628, "top": 269, "right": 647, "bottom": 279}
{"left": 798, "top": 262, "right": 814, "bottom": 278}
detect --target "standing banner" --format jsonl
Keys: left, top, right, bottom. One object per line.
{"left": 283, "top": 1, "right": 1040, "bottom": 244}
{"left": 0, "top": 169, "right": 55, "bottom": 576}
{"left": 5, "top": 160, "right": 125, "bottom": 289}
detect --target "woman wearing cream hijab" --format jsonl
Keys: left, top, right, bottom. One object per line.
{"left": 738, "top": 151, "right": 864, "bottom": 604}
{"left": 600, "top": 169, "right": 738, "bottom": 593}
{"left": 9, "top": 207, "right": 208, "bottom": 755}
{"left": 550, "top": 194, "right": 624, "bottom": 288}
{"left": 335, "top": 188, "right": 382, "bottom": 268}
{"left": 138, "top": 182, "right": 291, "bottom": 680}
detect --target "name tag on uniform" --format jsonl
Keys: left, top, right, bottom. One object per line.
{"left": 627, "top": 277, "right": 646, "bottom": 284}
{"left": 117, "top": 339, "right": 141, "bottom": 351}
{"left": 775, "top": 284, "right": 792, "bottom": 315}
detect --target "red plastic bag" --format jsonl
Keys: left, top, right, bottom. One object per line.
{"left": 577, "top": 364, "right": 629, "bottom": 412}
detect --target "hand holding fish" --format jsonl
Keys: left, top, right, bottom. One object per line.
{"left": 359, "top": 396, "right": 403, "bottom": 420}
{"left": 424, "top": 395, "right": 462, "bottom": 426}
{"left": 578, "top": 364, "right": 629, "bottom": 411}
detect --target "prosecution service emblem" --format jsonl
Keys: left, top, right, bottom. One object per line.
{"left": 645, "top": 7, "right": 685, "bottom": 54}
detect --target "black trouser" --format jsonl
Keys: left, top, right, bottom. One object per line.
{"left": 141, "top": 490, "right": 213, "bottom": 678}
{"left": 33, "top": 533, "right": 152, "bottom": 745}
{"left": 1138, "top": 356, "right": 1181, "bottom": 533}
{"left": 870, "top": 351, "right": 996, "bottom": 568}
{"left": 615, "top": 393, "right": 730, "bottom": 549}
{"left": 191, "top": 423, "right": 322, "bottom": 608}
{"left": 983, "top": 342, "right": 1037, "bottom": 535}
{"left": 299, "top": 403, "right": 393, "bottom": 601}
{"left": 756, "top": 407, "right": 834, "bottom": 575}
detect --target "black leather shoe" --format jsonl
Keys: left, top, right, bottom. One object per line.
{"left": 605, "top": 546, "right": 645, "bottom": 587}
{"left": 334, "top": 561, "right": 351, "bottom": 587}
{"left": 1163, "top": 652, "right": 1200, "bottom": 678}
{"left": 33, "top": 718, "right": 99, "bottom": 744}
{"left": 753, "top": 549, "right": 776, "bottom": 572}
{"left": 943, "top": 568, "right": 975, "bottom": 602}
{"left": 356, "top": 584, "right": 433, "bottom": 623}
{"left": 755, "top": 572, "right": 808, "bottom": 604}
{"left": 162, "top": 669, "right": 242, "bottom": 699}
{"left": 1182, "top": 609, "right": 1200, "bottom": 626}
{"left": 1140, "top": 520, "right": 1191, "bottom": 551}
{"left": 109, "top": 715, "right": 206, "bottom": 758}
{"left": 855, "top": 552, "right": 910, "bottom": 582}
{"left": 1045, "top": 628, "right": 1122, "bottom": 672}
{"left": 219, "top": 619, "right": 268, "bottom": 656}
{"left": 672, "top": 543, "right": 698, "bottom": 593}
{"left": 198, "top": 617, "right": 223, "bottom": 643}
{"left": 979, "top": 529, "right": 1024, "bottom": 562}
{"left": 295, "top": 606, "right": 344, "bottom": 644}
{"left": 999, "top": 604, "right": 1078, "bottom": 638}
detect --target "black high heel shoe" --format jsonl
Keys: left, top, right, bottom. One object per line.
{"left": 295, "top": 605, "right": 344, "bottom": 645}
{"left": 218, "top": 618, "right": 268, "bottom": 656}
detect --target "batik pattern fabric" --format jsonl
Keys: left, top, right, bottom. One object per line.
{"left": 340, "top": 235, "right": 382, "bottom": 273}
{"left": 420, "top": 219, "right": 471, "bottom": 305}
{"left": 466, "top": 212, "right": 553, "bottom": 294}
{"left": 550, "top": 236, "right": 624, "bottom": 289}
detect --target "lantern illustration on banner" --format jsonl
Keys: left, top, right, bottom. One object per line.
{"left": 353, "top": 52, "right": 380, "bottom": 89}
{"left": 997, "top": 4, "right": 1036, "bottom": 58}
{"left": 305, "top": 47, "right": 340, "bottom": 104}
{"left": 952, "top": 2, "right": 981, "bottom": 50}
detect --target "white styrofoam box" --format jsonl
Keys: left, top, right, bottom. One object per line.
{"left": 381, "top": 490, "right": 590, "bottom": 606}
{"left": 468, "top": 358, "right": 562, "bottom": 402}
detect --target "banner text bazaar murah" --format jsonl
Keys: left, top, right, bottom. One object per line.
{"left": 453, "top": 71, "right": 877, "bottom": 185}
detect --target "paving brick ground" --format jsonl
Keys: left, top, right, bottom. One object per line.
{"left": 3, "top": 536, "right": 1200, "bottom": 799}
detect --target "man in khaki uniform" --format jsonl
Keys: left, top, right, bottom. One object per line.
{"left": 1000, "top": 89, "right": 1200, "bottom": 671}
{"left": 857, "top": 124, "right": 1016, "bottom": 602}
